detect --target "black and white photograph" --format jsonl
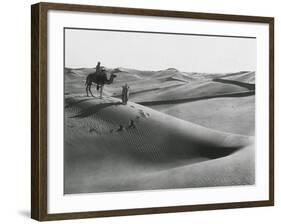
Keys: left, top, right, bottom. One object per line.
{"left": 64, "top": 28, "right": 256, "bottom": 194}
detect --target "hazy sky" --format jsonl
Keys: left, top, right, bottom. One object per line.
{"left": 65, "top": 28, "right": 256, "bottom": 73}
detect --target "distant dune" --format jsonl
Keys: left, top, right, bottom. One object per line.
{"left": 64, "top": 67, "right": 255, "bottom": 194}
{"left": 65, "top": 67, "right": 255, "bottom": 99}
{"left": 220, "top": 71, "right": 255, "bottom": 84}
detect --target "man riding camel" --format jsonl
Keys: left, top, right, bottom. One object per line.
{"left": 95, "top": 61, "right": 102, "bottom": 76}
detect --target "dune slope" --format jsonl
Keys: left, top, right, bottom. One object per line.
{"left": 64, "top": 96, "right": 254, "bottom": 194}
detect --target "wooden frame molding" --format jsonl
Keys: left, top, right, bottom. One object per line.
{"left": 31, "top": 2, "right": 274, "bottom": 221}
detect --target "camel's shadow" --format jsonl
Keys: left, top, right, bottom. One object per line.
{"left": 72, "top": 101, "right": 122, "bottom": 118}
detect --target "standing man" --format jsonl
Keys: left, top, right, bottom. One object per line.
{"left": 121, "top": 83, "right": 130, "bottom": 105}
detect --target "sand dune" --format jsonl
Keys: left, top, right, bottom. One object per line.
{"left": 64, "top": 96, "right": 253, "bottom": 193}
{"left": 64, "top": 67, "right": 255, "bottom": 194}
{"left": 64, "top": 68, "right": 255, "bottom": 99}
{"left": 130, "top": 80, "right": 252, "bottom": 102}
{"left": 213, "top": 78, "right": 255, "bottom": 91}
{"left": 220, "top": 71, "right": 255, "bottom": 84}
{"left": 123, "top": 144, "right": 254, "bottom": 190}
{"left": 151, "top": 96, "right": 255, "bottom": 136}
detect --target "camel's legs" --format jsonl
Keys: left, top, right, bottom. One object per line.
{"left": 89, "top": 85, "right": 94, "bottom": 97}
{"left": 100, "top": 85, "right": 103, "bottom": 99}
{"left": 86, "top": 85, "right": 89, "bottom": 97}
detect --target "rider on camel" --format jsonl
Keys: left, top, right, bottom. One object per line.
{"left": 95, "top": 61, "right": 102, "bottom": 76}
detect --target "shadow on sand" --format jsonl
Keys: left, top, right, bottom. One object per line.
{"left": 213, "top": 78, "right": 255, "bottom": 91}
{"left": 72, "top": 102, "right": 122, "bottom": 118}
{"left": 65, "top": 98, "right": 92, "bottom": 108}
{"left": 136, "top": 90, "right": 255, "bottom": 106}
{"left": 198, "top": 143, "right": 242, "bottom": 159}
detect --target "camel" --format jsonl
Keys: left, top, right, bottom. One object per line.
{"left": 85, "top": 70, "right": 117, "bottom": 98}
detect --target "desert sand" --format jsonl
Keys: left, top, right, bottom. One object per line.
{"left": 64, "top": 67, "right": 255, "bottom": 194}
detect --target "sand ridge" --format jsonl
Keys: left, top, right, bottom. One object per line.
{"left": 64, "top": 67, "right": 255, "bottom": 194}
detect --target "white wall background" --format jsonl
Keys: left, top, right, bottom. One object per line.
{"left": 0, "top": 0, "right": 279, "bottom": 223}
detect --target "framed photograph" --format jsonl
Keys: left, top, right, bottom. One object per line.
{"left": 31, "top": 2, "right": 274, "bottom": 221}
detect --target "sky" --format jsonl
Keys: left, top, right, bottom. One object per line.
{"left": 65, "top": 28, "right": 256, "bottom": 73}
